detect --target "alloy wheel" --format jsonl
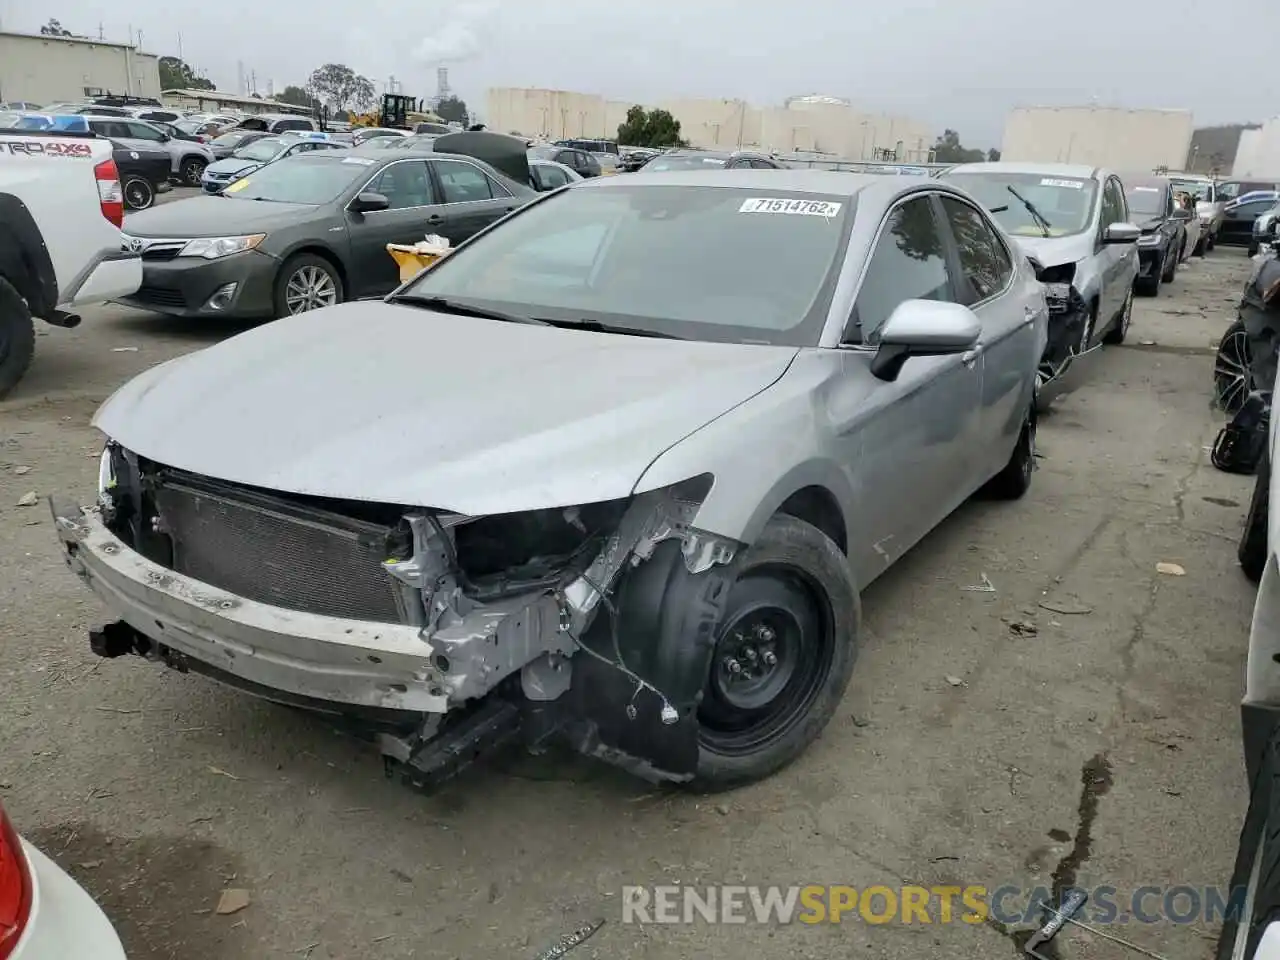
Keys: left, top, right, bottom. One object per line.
{"left": 1215, "top": 325, "right": 1254, "bottom": 414}
{"left": 284, "top": 266, "right": 338, "bottom": 315}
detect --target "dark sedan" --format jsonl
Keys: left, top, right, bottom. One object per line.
{"left": 1123, "top": 176, "right": 1188, "bottom": 295}
{"left": 117, "top": 149, "right": 537, "bottom": 320}
{"left": 1220, "top": 191, "right": 1280, "bottom": 250}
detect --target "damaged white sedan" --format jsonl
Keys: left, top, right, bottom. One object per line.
{"left": 52, "top": 170, "right": 1047, "bottom": 791}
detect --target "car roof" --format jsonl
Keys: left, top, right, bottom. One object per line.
{"left": 577, "top": 168, "right": 932, "bottom": 198}
{"left": 946, "top": 160, "right": 1103, "bottom": 180}
{"left": 1120, "top": 174, "right": 1172, "bottom": 190}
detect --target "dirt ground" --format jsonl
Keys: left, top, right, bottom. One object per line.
{"left": 0, "top": 243, "right": 1263, "bottom": 959}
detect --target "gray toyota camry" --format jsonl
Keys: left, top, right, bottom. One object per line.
{"left": 56, "top": 170, "right": 1047, "bottom": 792}
{"left": 117, "top": 148, "right": 537, "bottom": 320}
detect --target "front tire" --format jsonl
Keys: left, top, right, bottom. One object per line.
{"left": 1242, "top": 453, "right": 1271, "bottom": 583}
{"left": 1251, "top": 241, "right": 1262, "bottom": 258}
{"left": 1162, "top": 244, "right": 1178, "bottom": 282}
{"left": 1194, "top": 233, "right": 1209, "bottom": 257}
{"left": 180, "top": 157, "right": 207, "bottom": 186}
{"left": 123, "top": 176, "right": 154, "bottom": 210}
{"left": 273, "top": 253, "right": 344, "bottom": 318}
{"left": 0, "top": 277, "right": 36, "bottom": 400}
{"left": 693, "top": 515, "right": 858, "bottom": 790}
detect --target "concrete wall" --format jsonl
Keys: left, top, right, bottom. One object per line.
{"left": 1232, "top": 120, "right": 1280, "bottom": 179}
{"left": 1001, "top": 106, "right": 1194, "bottom": 173}
{"left": 486, "top": 86, "right": 931, "bottom": 159}
{"left": 0, "top": 32, "right": 160, "bottom": 105}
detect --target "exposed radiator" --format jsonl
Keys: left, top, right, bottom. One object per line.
{"left": 150, "top": 477, "right": 404, "bottom": 623}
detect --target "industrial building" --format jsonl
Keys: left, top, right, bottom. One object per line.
{"left": 1000, "top": 106, "right": 1194, "bottom": 173}
{"left": 1232, "top": 119, "right": 1280, "bottom": 179}
{"left": 0, "top": 30, "right": 160, "bottom": 106}
{"left": 161, "top": 89, "right": 310, "bottom": 117}
{"left": 486, "top": 87, "right": 932, "bottom": 161}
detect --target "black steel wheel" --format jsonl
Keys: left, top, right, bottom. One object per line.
{"left": 123, "top": 177, "right": 154, "bottom": 210}
{"left": 694, "top": 514, "right": 857, "bottom": 789}
{"left": 1216, "top": 319, "right": 1254, "bottom": 415}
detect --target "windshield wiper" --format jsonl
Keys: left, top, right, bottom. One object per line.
{"left": 541, "top": 318, "right": 684, "bottom": 340}
{"left": 391, "top": 294, "right": 551, "bottom": 326}
{"left": 1007, "top": 185, "right": 1052, "bottom": 237}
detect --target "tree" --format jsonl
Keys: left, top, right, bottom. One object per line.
{"left": 435, "top": 96, "right": 469, "bottom": 126}
{"left": 987, "top": 148, "right": 1001, "bottom": 162}
{"left": 616, "top": 106, "right": 686, "bottom": 149}
{"left": 307, "top": 63, "right": 376, "bottom": 112}
{"left": 931, "top": 129, "right": 987, "bottom": 164}
{"left": 39, "top": 19, "right": 72, "bottom": 36}
{"left": 278, "top": 85, "right": 316, "bottom": 109}
{"left": 158, "top": 56, "right": 214, "bottom": 92}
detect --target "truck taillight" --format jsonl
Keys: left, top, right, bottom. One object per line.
{"left": 94, "top": 158, "right": 124, "bottom": 228}
{"left": 0, "top": 805, "right": 32, "bottom": 960}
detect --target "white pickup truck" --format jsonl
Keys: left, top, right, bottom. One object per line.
{"left": 0, "top": 127, "right": 142, "bottom": 398}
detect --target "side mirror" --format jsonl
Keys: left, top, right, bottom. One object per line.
{"left": 350, "top": 191, "right": 390, "bottom": 213}
{"left": 1102, "top": 222, "right": 1141, "bottom": 244}
{"left": 869, "top": 300, "right": 981, "bottom": 382}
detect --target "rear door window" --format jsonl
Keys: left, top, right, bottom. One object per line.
{"left": 433, "top": 160, "right": 498, "bottom": 203}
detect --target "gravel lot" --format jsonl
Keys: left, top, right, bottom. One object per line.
{"left": 0, "top": 243, "right": 1262, "bottom": 959}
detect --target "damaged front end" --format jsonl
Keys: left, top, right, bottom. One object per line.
{"left": 1032, "top": 259, "right": 1094, "bottom": 386}
{"left": 52, "top": 447, "right": 741, "bottom": 789}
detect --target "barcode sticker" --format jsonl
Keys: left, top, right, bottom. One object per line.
{"left": 1040, "top": 178, "right": 1084, "bottom": 189}
{"left": 739, "top": 198, "right": 842, "bottom": 218}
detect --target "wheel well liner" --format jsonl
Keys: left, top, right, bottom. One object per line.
{"left": 776, "top": 486, "right": 848, "bottom": 555}
{"left": 0, "top": 193, "right": 58, "bottom": 317}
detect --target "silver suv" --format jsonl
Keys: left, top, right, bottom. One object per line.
{"left": 81, "top": 115, "right": 214, "bottom": 186}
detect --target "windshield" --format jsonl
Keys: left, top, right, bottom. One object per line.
{"left": 643, "top": 154, "right": 729, "bottom": 172}
{"left": 1125, "top": 185, "right": 1166, "bottom": 217}
{"left": 221, "top": 154, "right": 371, "bottom": 204}
{"left": 398, "top": 184, "right": 852, "bottom": 346}
{"left": 1170, "top": 179, "right": 1213, "bottom": 202}
{"left": 212, "top": 132, "right": 253, "bottom": 148}
{"left": 234, "top": 137, "right": 287, "bottom": 161}
{"left": 942, "top": 172, "right": 1097, "bottom": 237}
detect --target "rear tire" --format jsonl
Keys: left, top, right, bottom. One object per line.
{"left": 983, "top": 401, "right": 1036, "bottom": 500}
{"left": 1242, "top": 453, "right": 1271, "bottom": 583}
{"left": 123, "top": 177, "right": 154, "bottom": 210}
{"left": 1251, "top": 241, "right": 1262, "bottom": 257}
{"left": 1194, "top": 233, "right": 1209, "bottom": 257}
{"left": 692, "top": 515, "right": 858, "bottom": 790}
{"left": 0, "top": 277, "right": 36, "bottom": 400}
{"left": 1103, "top": 289, "right": 1132, "bottom": 345}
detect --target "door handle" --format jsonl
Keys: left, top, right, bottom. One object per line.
{"left": 425, "top": 214, "right": 444, "bottom": 225}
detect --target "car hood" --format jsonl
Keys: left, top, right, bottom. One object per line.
{"left": 1009, "top": 232, "right": 1094, "bottom": 268}
{"left": 93, "top": 302, "right": 798, "bottom": 515}
{"left": 205, "top": 157, "right": 263, "bottom": 177}
{"left": 1132, "top": 214, "right": 1166, "bottom": 233}
{"left": 120, "top": 195, "right": 321, "bottom": 238}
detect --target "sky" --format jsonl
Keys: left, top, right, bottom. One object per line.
{"left": 3, "top": 0, "right": 1275, "bottom": 149}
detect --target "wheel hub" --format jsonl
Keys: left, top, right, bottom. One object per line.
{"left": 711, "top": 613, "right": 797, "bottom": 712}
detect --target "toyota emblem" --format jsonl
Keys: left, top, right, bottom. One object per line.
{"left": 129, "top": 237, "right": 145, "bottom": 253}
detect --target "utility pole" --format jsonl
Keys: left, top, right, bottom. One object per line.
{"left": 177, "top": 32, "right": 182, "bottom": 61}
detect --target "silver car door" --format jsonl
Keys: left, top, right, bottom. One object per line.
{"left": 836, "top": 194, "right": 984, "bottom": 586}
{"left": 937, "top": 194, "right": 1038, "bottom": 480}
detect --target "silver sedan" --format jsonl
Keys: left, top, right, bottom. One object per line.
{"left": 53, "top": 170, "right": 1047, "bottom": 792}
